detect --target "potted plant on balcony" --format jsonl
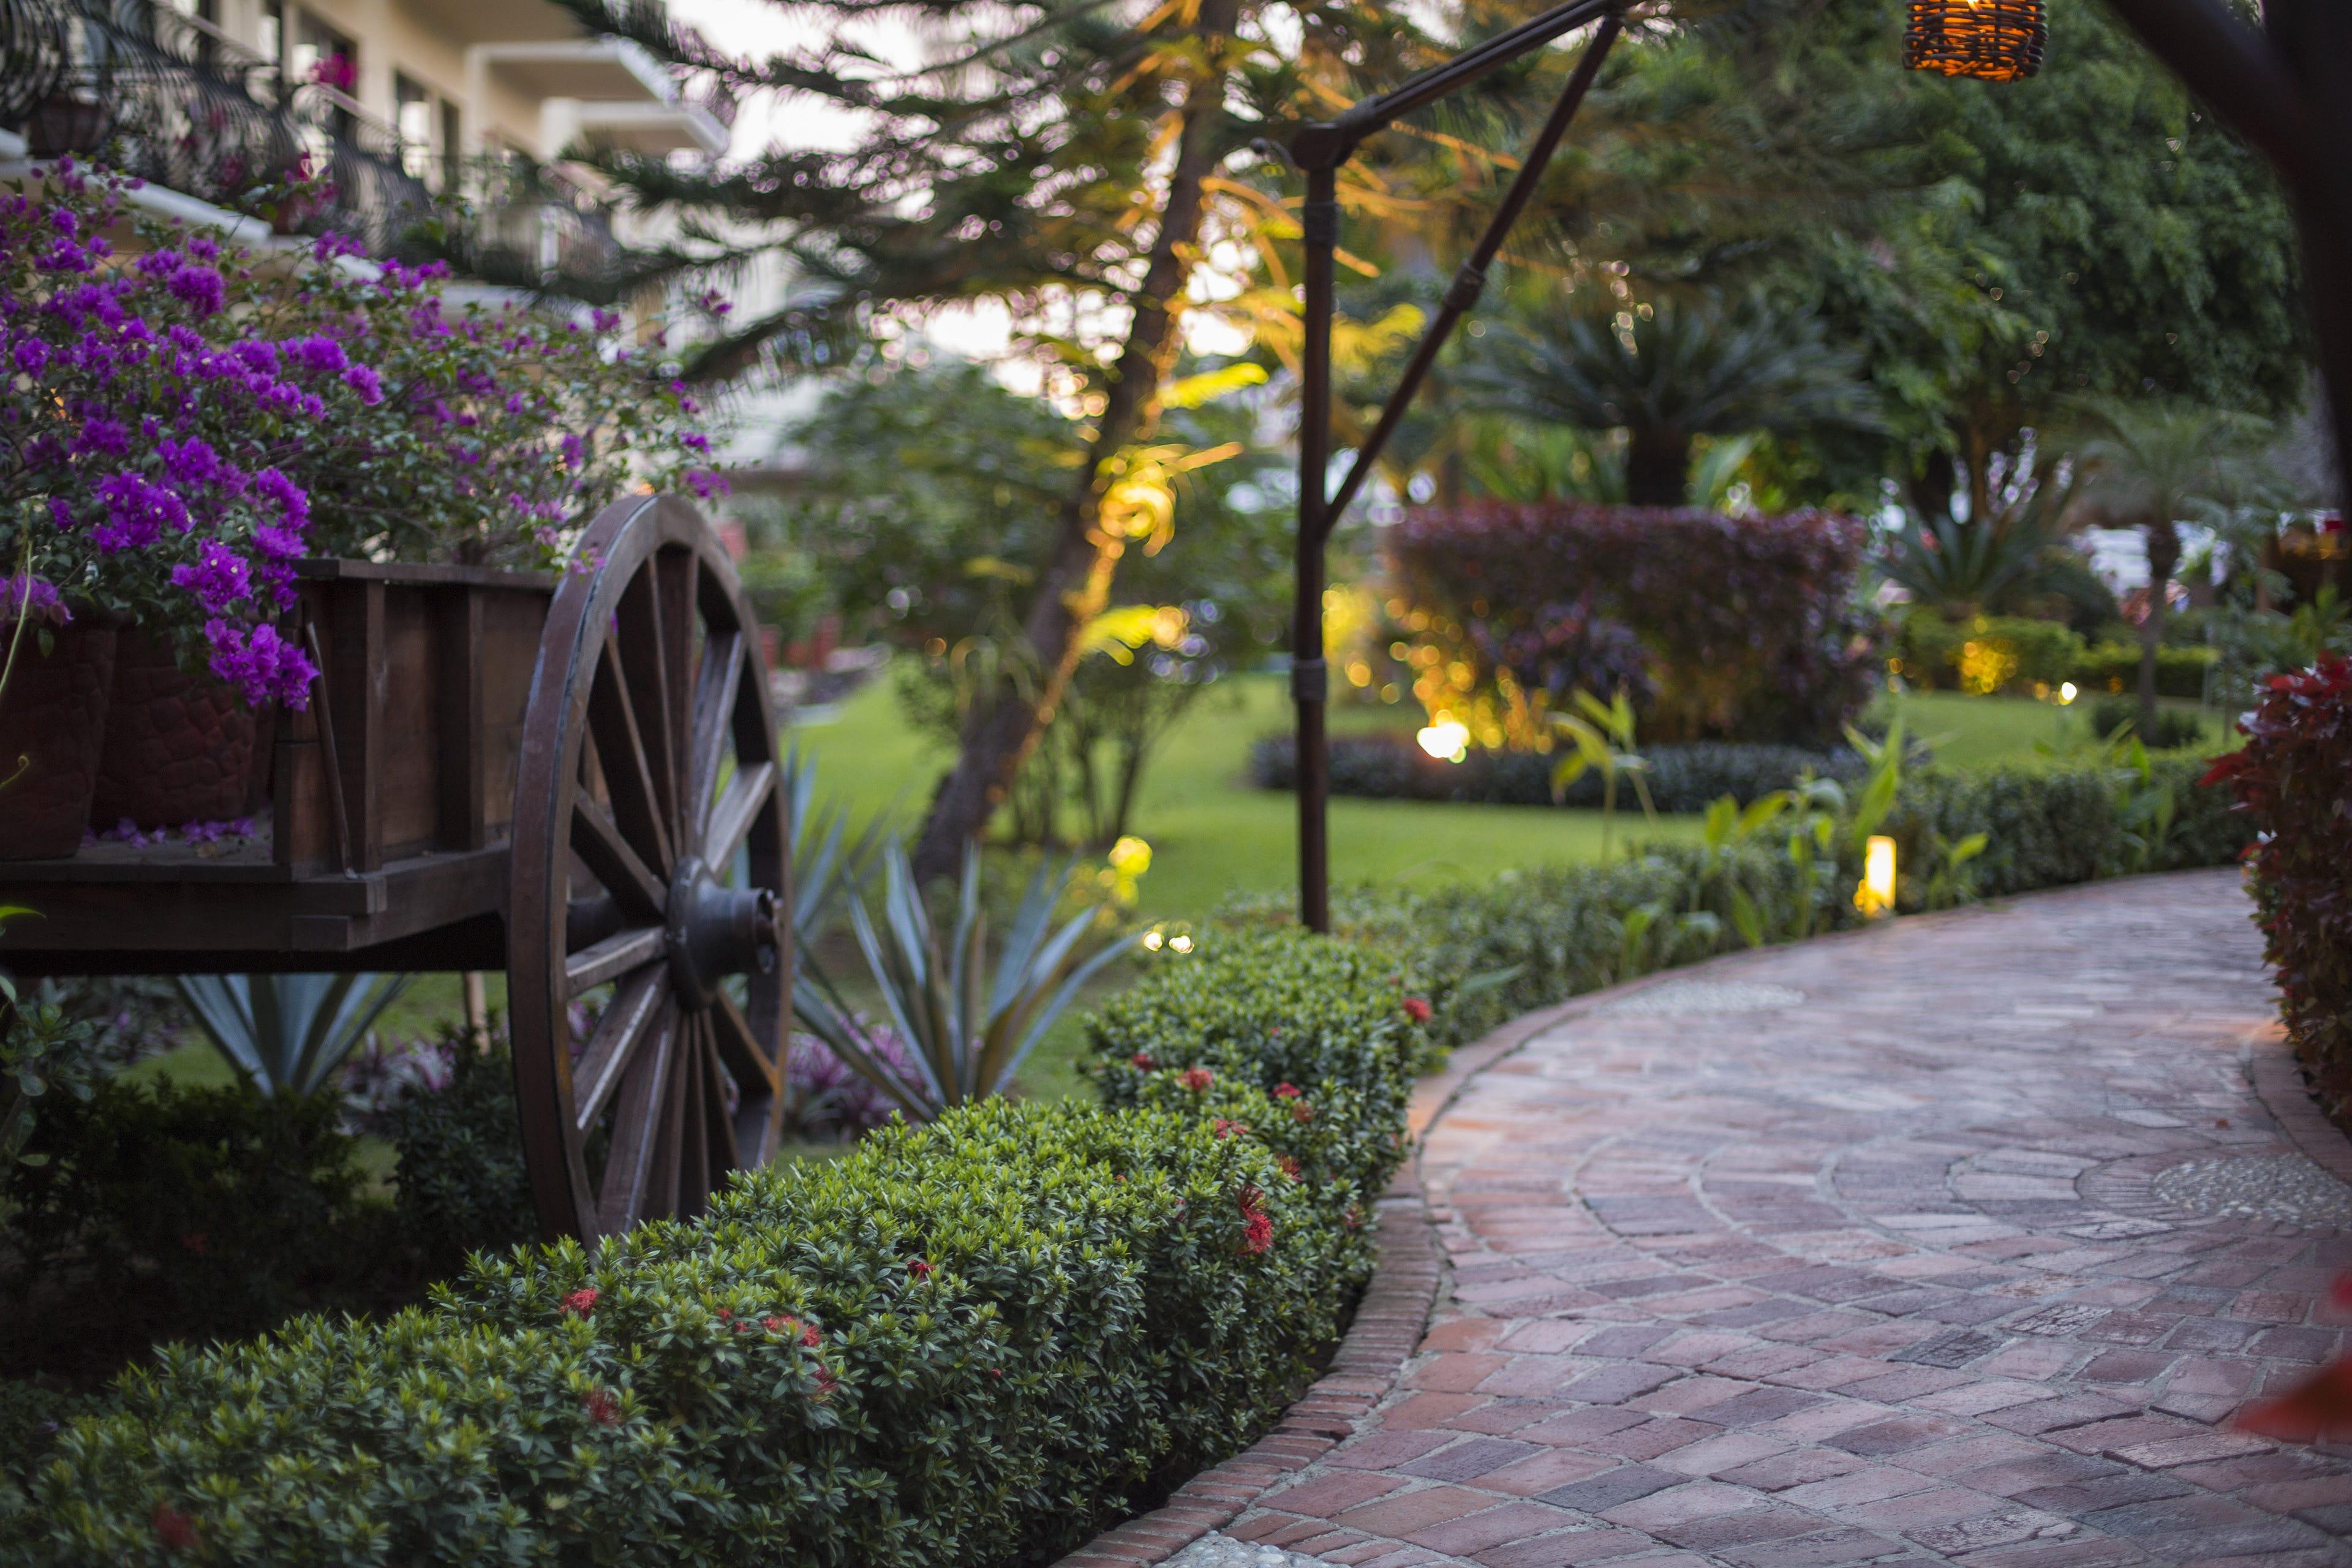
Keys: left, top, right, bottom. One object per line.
{"left": 0, "top": 159, "right": 725, "bottom": 857}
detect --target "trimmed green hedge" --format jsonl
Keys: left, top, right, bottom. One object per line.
{"left": 3, "top": 972, "right": 1412, "bottom": 1566}
{"left": 1884, "top": 749, "right": 2244, "bottom": 900}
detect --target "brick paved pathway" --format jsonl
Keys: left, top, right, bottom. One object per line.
{"left": 1226, "top": 870, "right": 2352, "bottom": 1567}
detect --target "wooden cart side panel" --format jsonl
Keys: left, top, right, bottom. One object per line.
{"left": 379, "top": 587, "right": 443, "bottom": 860}
{"left": 477, "top": 588, "right": 546, "bottom": 842}
{"left": 435, "top": 587, "right": 488, "bottom": 850}
{"left": 275, "top": 570, "right": 552, "bottom": 875}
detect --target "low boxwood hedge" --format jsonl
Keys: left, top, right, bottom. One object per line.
{"left": 1249, "top": 732, "right": 1864, "bottom": 812}
{"left": 2, "top": 960, "right": 1414, "bottom": 1567}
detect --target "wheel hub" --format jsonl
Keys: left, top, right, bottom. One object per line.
{"left": 664, "top": 855, "right": 780, "bottom": 1009}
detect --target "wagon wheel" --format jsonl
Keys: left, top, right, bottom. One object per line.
{"left": 510, "top": 495, "right": 791, "bottom": 1243}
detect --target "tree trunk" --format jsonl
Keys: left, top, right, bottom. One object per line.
{"left": 1624, "top": 427, "right": 1691, "bottom": 507}
{"left": 910, "top": 2, "right": 1236, "bottom": 882}
{"left": 2138, "top": 519, "right": 2182, "bottom": 736}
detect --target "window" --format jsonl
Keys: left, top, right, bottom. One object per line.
{"left": 293, "top": 11, "right": 358, "bottom": 139}
{"left": 440, "top": 99, "right": 463, "bottom": 192}
{"left": 257, "top": 0, "right": 284, "bottom": 78}
{"left": 395, "top": 73, "right": 432, "bottom": 179}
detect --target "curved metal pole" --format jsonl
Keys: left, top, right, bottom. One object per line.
{"left": 1286, "top": 8, "right": 1621, "bottom": 932}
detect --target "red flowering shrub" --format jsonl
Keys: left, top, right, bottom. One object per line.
{"left": 560, "top": 1287, "right": 598, "bottom": 1317}
{"left": 1401, "top": 997, "right": 1432, "bottom": 1023}
{"left": 2206, "top": 658, "right": 2352, "bottom": 1126}
{"left": 1388, "top": 503, "right": 1877, "bottom": 745}
{"left": 1178, "top": 1066, "right": 1214, "bottom": 1091}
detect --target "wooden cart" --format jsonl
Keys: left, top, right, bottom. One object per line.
{"left": 0, "top": 496, "right": 793, "bottom": 1243}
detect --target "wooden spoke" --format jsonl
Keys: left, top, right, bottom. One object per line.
{"left": 588, "top": 638, "right": 674, "bottom": 875}
{"left": 594, "top": 1009, "right": 678, "bottom": 1236}
{"left": 709, "top": 986, "right": 780, "bottom": 1096}
{"left": 698, "top": 1031, "right": 739, "bottom": 1206}
{"left": 571, "top": 968, "right": 668, "bottom": 1134}
{"left": 704, "top": 761, "right": 775, "bottom": 874}
{"left": 615, "top": 568, "right": 682, "bottom": 840}
{"left": 571, "top": 799, "right": 667, "bottom": 923}
{"left": 656, "top": 549, "right": 697, "bottom": 778}
{"left": 684, "top": 629, "right": 744, "bottom": 845}
{"left": 566, "top": 926, "right": 665, "bottom": 997}
{"left": 641, "top": 1022, "right": 689, "bottom": 1225}
{"left": 676, "top": 1017, "right": 714, "bottom": 1221}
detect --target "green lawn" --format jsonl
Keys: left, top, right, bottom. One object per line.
{"left": 1871, "top": 688, "right": 2233, "bottom": 769}
{"left": 788, "top": 670, "right": 1697, "bottom": 929}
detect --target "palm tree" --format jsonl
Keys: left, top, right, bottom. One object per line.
{"left": 1455, "top": 293, "right": 1882, "bottom": 505}
{"left": 2072, "top": 401, "right": 2268, "bottom": 734}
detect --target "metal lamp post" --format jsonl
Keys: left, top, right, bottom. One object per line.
{"left": 1284, "top": 0, "right": 1624, "bottom": 932}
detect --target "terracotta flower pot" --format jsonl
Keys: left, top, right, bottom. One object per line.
{"left": 0, "top": 619, "right": 119, "bottom": 861}
{"left": 90, "top": 631, "right": 258, "bottom": 832}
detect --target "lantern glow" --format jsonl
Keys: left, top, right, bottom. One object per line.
{"left": 1903, "top": 0, "right": 2046, "bottom": 83}
{"left": 1856, "top": 835, "right": 1898, "bottom": 919}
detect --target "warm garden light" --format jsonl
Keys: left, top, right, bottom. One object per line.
{"left": 1143, "top": 929, "right": 1165, "bottom": 951}
{"left": 1856, "top": 835, "right": 1898, "bottom": 918}
{"left": 2059, "top": 681, "right": 2078, "bottom": 704}
{"left": 1902, "top": 0, "right": 2045, "bottom": 82}
{"left": 1417, "top": 720, "right": 1470, "bottom": 762}
{"left": 1169, "top": 933, "right": 1195, "bottom": 954}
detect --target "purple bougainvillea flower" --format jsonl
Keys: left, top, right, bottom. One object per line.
{"left": 165, "top": 263, "right": 227, "bottom": 317}
{"left": 0, "top": 575, "right": 70, "bottom": 627}
{"left": 170, "top": 540, "right": 252, "bottom": 613}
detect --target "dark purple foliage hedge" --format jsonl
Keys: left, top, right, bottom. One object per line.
{"left": 2207, "top": 657, "right": 2352, "bottom": 1127}
{"left": 1387, "top": 503, "right": 1879, "bottom": 746}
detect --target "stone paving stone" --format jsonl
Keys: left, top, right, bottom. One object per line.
{"left": 1204, "top": 875, "right": 2352, "bottom": 1566}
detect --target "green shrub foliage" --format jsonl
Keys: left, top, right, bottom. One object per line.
{"left": 0, "top": 1079, "right": 393, "bottom": 1378}
{"left": 2208, "top": 659, "right": 2352, "bottom": 1124}
{"left": 2, "top": 964, "right": 1409, "bottom": 1566}
{"left": 388, "top": 1041, "right": 543, "bottom": 1270}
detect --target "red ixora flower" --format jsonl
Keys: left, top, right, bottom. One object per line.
{"left": 1272, "top": 1082, "right": 1302, "bottom": 1099}
{"left": 1213, "top": 1118, "right": 1250, "bottom": 1139}
{"left": 1275, "top": 1155, "right": 1302, "bottom": 1183}
{"left": 584, "top": 1388, "right": 620, "bottom": 1426}
{"left": 910, "top": 1259, "right": 934, "bottom": 1280}
{"left": 1402, "top": 996, "right": 1433, "bottom": 1023}
{"left": 1235, "top": 1183, "right": 1273, "bottom": 1256}
{"left": 561, "top": 1287, "right": 599, "bottom": 1317}
{"left": 1290, "top": 1100, "right": 1316, "bottom": 1124}
{"left": 1343, "top": 1202, "right": 1363, "bottom": 1230}
{"left": 1179, "top": 1066, "right": 1214, "bottom": 1091}
{"left": 1131, "top": 1050, "right": 1155, "bottom": 1070}
{"left": 153, "top": 1501, "right": 197, "bottom": 1551}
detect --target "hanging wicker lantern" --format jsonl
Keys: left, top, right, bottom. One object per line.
{"left": 1904, "top": 0, "right": 2046, "bottom": 82}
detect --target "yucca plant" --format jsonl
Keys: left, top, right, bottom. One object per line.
{"left": 1550, "top": 688, "right": 1657, "bottom": 861}
{"left": 173, "top": 973, "right": 411, "bottom": 1097}
{"left": 793, "top": 843, "right": 1135, "bottom": 1120}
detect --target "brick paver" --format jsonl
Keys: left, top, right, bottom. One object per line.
{"left": 1229, "top": 871, "right": 2352, "bottom": 1566}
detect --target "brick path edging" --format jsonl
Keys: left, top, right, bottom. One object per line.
{"left": 2245, "top": 1018, "right": 2352, "bottom": 1186}
{"left": 1050, "top": 1196, "right": 1443, "bottom": 1568}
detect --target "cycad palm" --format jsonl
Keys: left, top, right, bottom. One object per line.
{"left": 2073, "top": 401, "right": 2266, "bottom": 731}
{"left": 1457, "top": 294, "right": 1881, "bottom": 505}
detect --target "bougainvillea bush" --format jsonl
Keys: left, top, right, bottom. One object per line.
{"left": 1387, "top": 502, "right": 1879, "bottom": 748}
{"left": 0, "top": 933, "right": 1414, "bottom": 1567}
{"left": 0, "top": 160, "right": 719, "bottom": 704}
{"left": 2207, "top": 657, "right": 2352, "bottom": 1127}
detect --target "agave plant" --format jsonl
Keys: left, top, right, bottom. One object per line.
{"left": 173, "top": 973, "right": 412, "bottom": 1097}
{"left": 793, "top": 842, "right": 1136, "bottom": 1120}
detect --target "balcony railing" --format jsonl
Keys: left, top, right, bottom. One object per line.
{"left": 2, "top": 0, "right": 435, "bottom": 256}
